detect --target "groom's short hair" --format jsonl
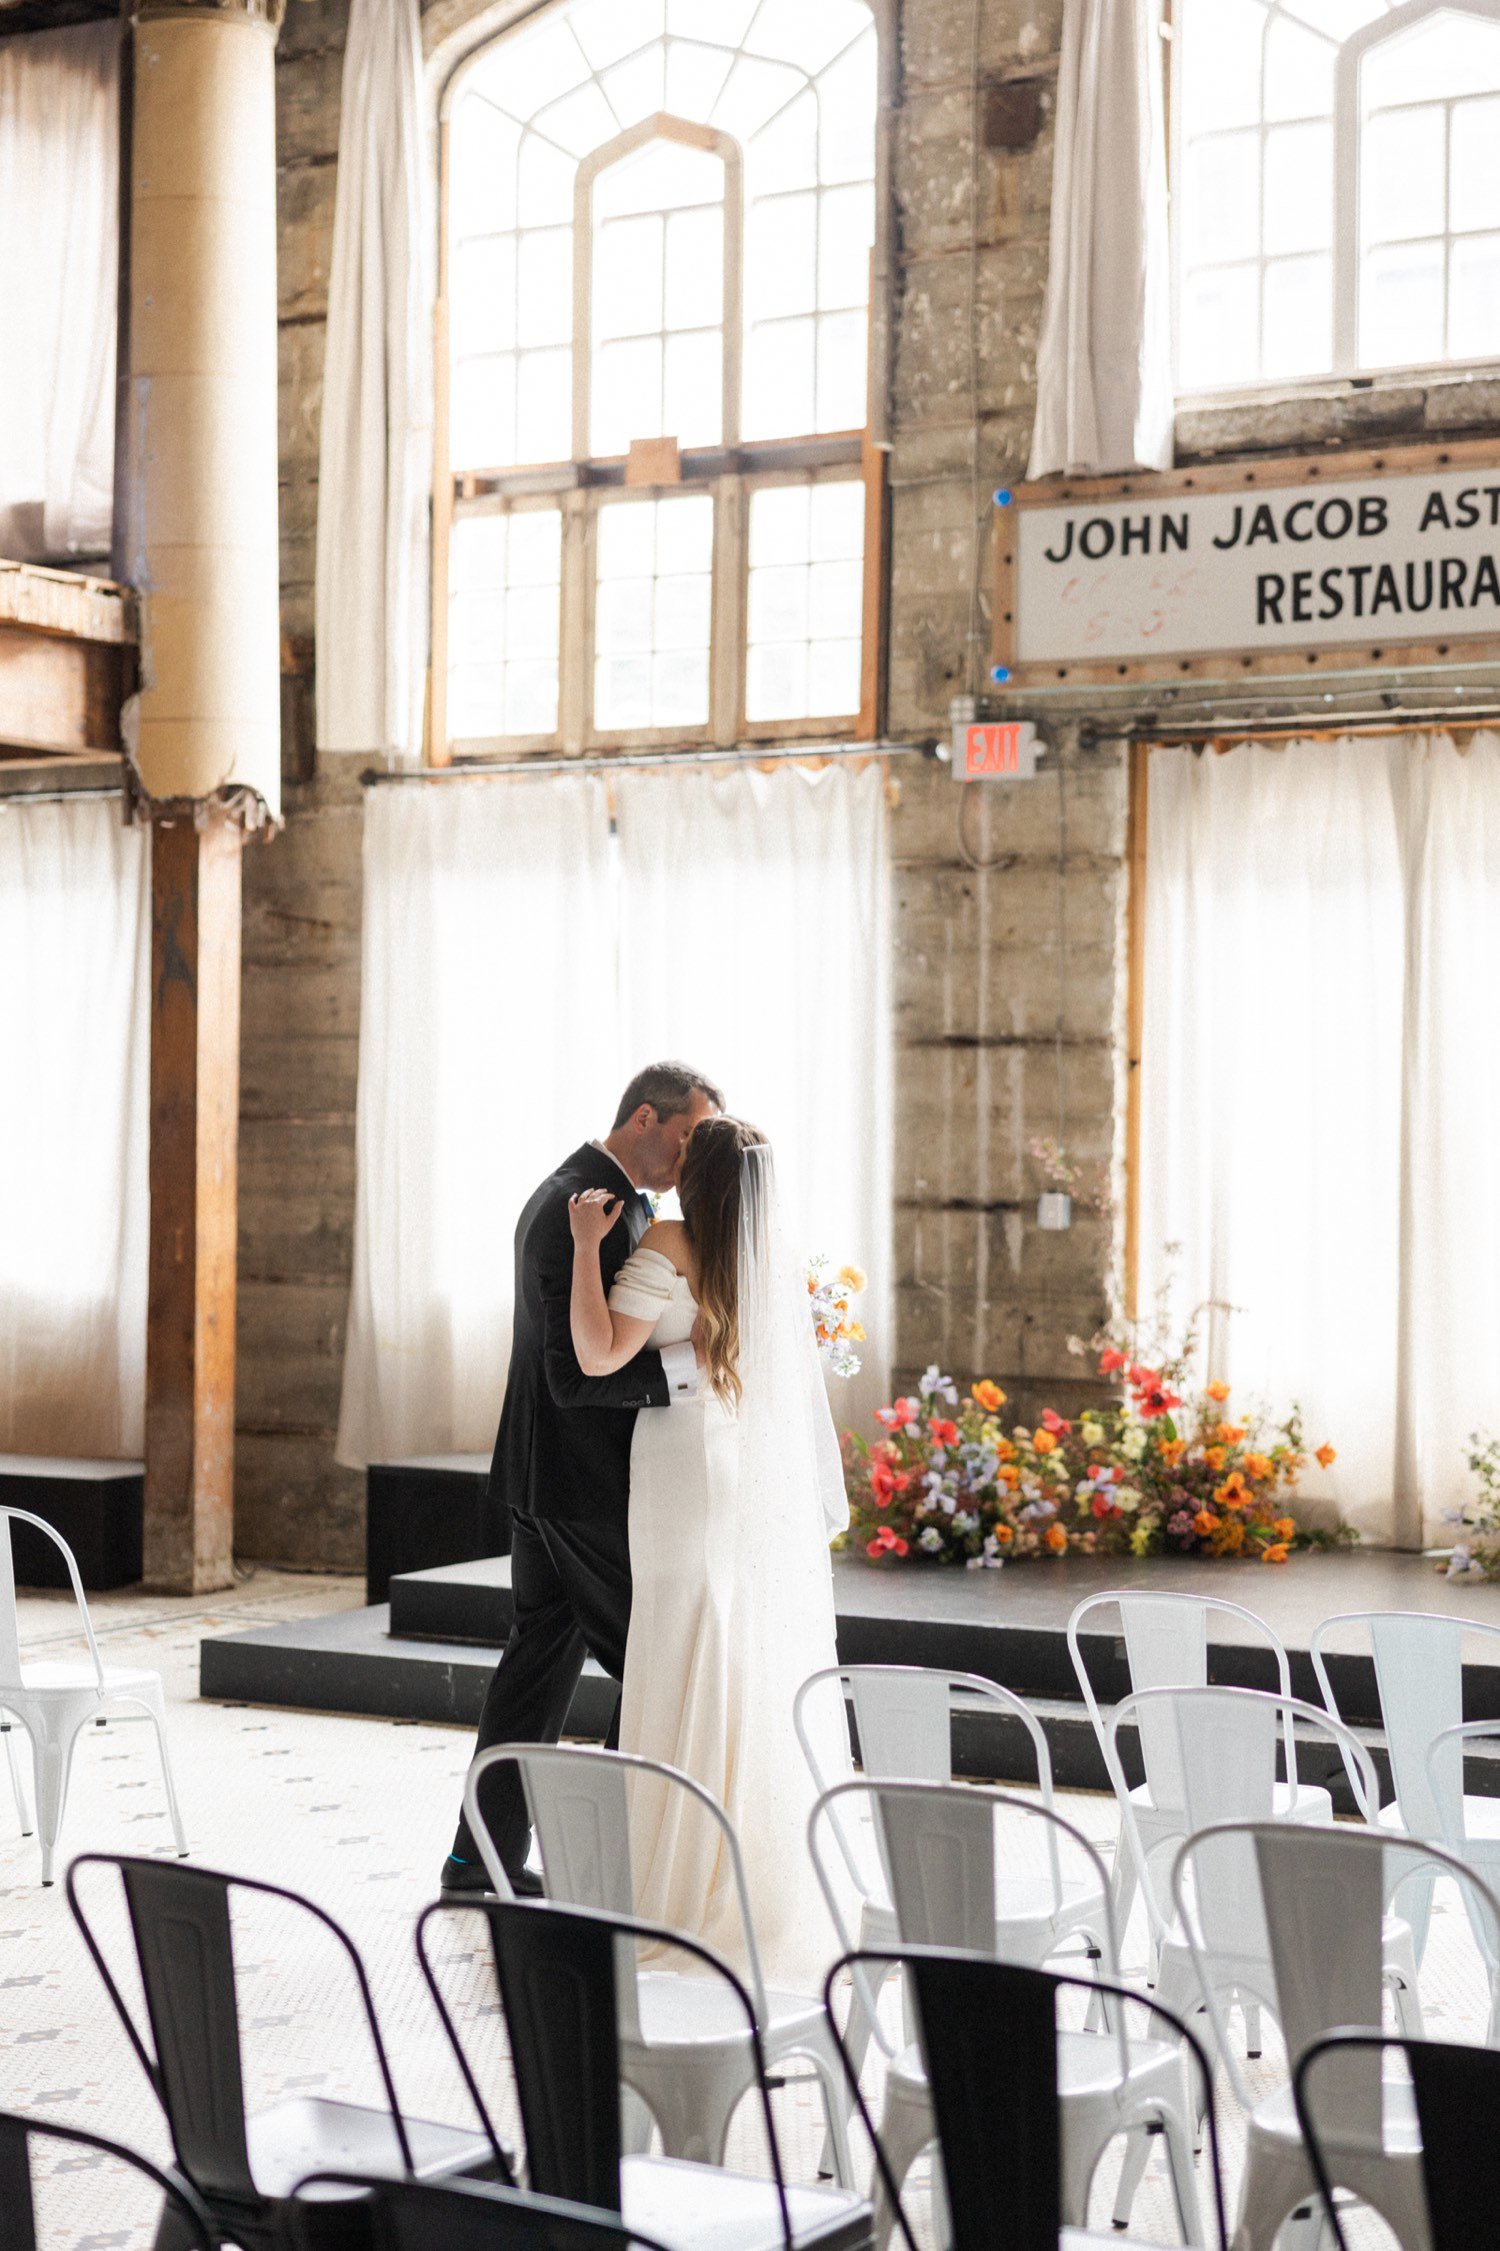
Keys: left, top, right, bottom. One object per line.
{"left": 613, "top": 1061, "right": 724, "bottom": 1128}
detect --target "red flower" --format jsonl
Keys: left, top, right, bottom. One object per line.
{"left": 870, "top": 1461, "right": 910, "bottom": 1508}
{"left": 1091, "top": 1494, "right": 1121, "bottom": 1519}
{"left": 866, "top": 1525, "right": 909, "bottom": 1558}
{"left": 1136, "top": 1382, "right": 1181, "bottom": 1421}
{"left": 1099, "top": 1348, "right": 1127, "bottom": 1374}
{"left": 929, "top": 1418, "right": 959, "bottom": 1448}
{"left": 1040, "top": 1409, "right": 1072, "bottom": 1435}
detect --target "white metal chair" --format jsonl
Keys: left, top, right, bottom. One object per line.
{"left": 0, "top": 1507, "right": 188, "bottom": 1882}
{"left": 462, "top": 1742, "right": 856, "bottom": 2187}
{"left": 1107, "top": 1687, "right": 1423, "bottom": 2056}
{"left": 793, "top": 1664, "right": 1109, "bottom": 2096}
{"left": 1311, "top": 1608, "right": 1500, "bottom": 1963}
{"left": 1172, "top": 1821, "right": 1500, "bottom": 2251}
{"left": 1068, "top": 1590, "right": 1333, "bottom": 1998}
{"left": 808, "top": 1777, "right": 1203, "bottom": 2249}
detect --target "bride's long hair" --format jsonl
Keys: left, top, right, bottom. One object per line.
{"left": 677, "top": 1114, "right": 767, "bottom": 1408}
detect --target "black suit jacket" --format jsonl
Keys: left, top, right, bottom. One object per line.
{"left": 485, "top": 1143, "right": 670, "bottom": 1540}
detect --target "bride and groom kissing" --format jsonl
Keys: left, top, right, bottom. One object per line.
{"left": 442, "top": 1060, "right": 852, "bottom": 1985}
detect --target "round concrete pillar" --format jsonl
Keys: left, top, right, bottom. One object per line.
{"left": 125, "top": 0, "right": 281, "bottom": 817}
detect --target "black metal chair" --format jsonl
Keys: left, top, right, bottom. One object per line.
{"left": 0, "top": 2109, "right": 217, "bottom": 2251}
{"left": 1293, "top": 2028, "right": 1500, "bottom": 2251}
{"left": 65, "top": 1854, "right": 492, "bottom": 2250}
{"left": 416, "top": 1895, "right": 874, "bottom": 2251}
{"left": 287, "top": 2170, "right": 676, "bottom": 2251}
{"left": 820, "top": 1946, "right": 1230, "bottom": 2251}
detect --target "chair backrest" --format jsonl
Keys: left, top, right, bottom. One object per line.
{"left": 1068, "top": 1588, "right": 1293, "bottom": 1734}
{"left": 0, "top": 1506, "right": 106, "bottom": 1692}
{"left": 0, "top": 2109, "right": 216, "bottom": 2251}
{"left": 1109, "top": 1685, "right": 1381, "bottom": 1939}
{"left": 416, "top": 1897, "right": 792, "bottom": 2246}
{"left": 289, "top": 2170, "right": 675, "bottom": 2251}
{"left": 1311, "top": 1609, "right": 1500, "bottom": 1832}
{"left": 1295, "top": 2031, "right": 1500, "bottom": 2251}
{"left": 1172, "top": 1818, "right": 1500, "bottom": 2121}
{"left": 66, "top": 1853, "right": 412, "bottom": 2204}
{"left": 462, "top": 1742, "right": 768, "bottom": 2026}
{"left": 820, "top": 1948, "right": 1229, "bottom": 2251}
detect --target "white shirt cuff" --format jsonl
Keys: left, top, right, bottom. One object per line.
{"left": 659, "top": 1339, "right": 698, "bottom": 1402}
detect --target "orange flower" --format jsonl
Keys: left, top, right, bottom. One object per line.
{"left": 1160, "top": 1438, "right": 1188, "bottom": 1467}
{"left": 1204, "top": 1446, "right": 1226, "bottom": 1472}
{"left": 1205, "top": 1380, "right": 1231, "bottom": 1403}
{"left": 1218, "top": 1519, "right": 1245, "bottom": 1552}
{"left": 994, "top": 1439, "right": 1017, "bottom": 1463}
{"left": 1263, "top": 1542, "right": 1290, "bottom": 1565}
{"left": 1215, "top": 1422, "right": 1247, "bottom": 1445}
{"left": 1274, "top": 1516, "right": 1296, "bottom": 1539}
{"left": 1315, "top": 1443, "right": 1337, "bottom": 1470}
{"left": 1192, "top": 1509, "right": 1218, "bottom": 1537}
{"left": 994, "top": 1522, "right": 1014, "bottom": 1544}
{"left": 1044, "top": 1522, "right": 1068, "bottom": 1553}
{"left": 1244, "top": 1452, "right": 1274, "bottom": 1482}
{"left": 998, "top": 1465, "right": 1020, "bottom": 1489}
{"left": 972, "top": 1379, "right": 1007, "bottom": 1412}
{"left": 1215, "top": 1471, "right": 1250, "bottom": 1510}
{"left": 1033, "top": 1430, "right": 1058, "bottom": 1455}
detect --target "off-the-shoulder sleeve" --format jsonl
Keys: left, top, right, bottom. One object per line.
{"left": 608, "top": 1245, "right": 681, "bottom": 1321}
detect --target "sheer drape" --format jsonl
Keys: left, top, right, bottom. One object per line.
{"left": 0, "top": 22, "right": 119, "bottom": 561}
{"left": 0, "top": 799, "right": 148, "bottom": 1456}
{"left": 1027, "top": 0, "right": 1172, "bottom": 478}
{"left": 1140, "top": 733, "right": 1500, "bottom": 1547}
{"left": 315, "top": 0, "right": 431, "bottom": 762}
{"left": 337, "top": 778, "right": 617, "bottom": 1465}
{"left": 337, "top": 762, "right": 891, "bottom": 1464}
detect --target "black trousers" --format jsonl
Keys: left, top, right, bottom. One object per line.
{"left": 450, "top": 1506, "right": 631, "bottom": 1874}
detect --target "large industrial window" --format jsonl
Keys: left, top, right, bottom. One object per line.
{"left": 434, "top": 0, "right": 882, "bottom": 760}
{"left": 1174, "top": 0, "right": 1500, "bottom": 393}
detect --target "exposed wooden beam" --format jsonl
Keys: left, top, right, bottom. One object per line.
{"left": 144, "top": 813, "right": 242, "bottom": 1593}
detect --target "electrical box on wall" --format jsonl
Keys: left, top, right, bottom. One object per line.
{"left": 949, "top": 698, "right": 1044, "bottom": 780}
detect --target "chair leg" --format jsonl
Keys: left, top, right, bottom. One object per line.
{"left": 820, "top": 1960, "right": 887, "bottom": 2177}
{"left": 1110, "top": 2127, "right": 1154, "bottom": 2232}
{"left": 31, "top": 1724, "right": 79, "bottom": 1887}
{"left": 151, "top": 2194, "right": 205, "bottom": 2251}
{"left": 0, "top": 1722, "right": 31, "bottom": 1837}
{"left": 148, "top": 1705, "right": 190, "bottom": 1857}
{"left": 1243, "top": 1998, "right": 1264, "bottom": 2059}
{"left": 803, "top": 2030, "right": 857, "bottom": 2190}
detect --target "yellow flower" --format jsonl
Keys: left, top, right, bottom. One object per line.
{"left": 972, "top": 1379, "right": 1007, "bottom": 1412}
{"left": 1204, "top": 1446, "right": 1226, "bottom": 1472}
{"left": 837, "top": 1264, "right": 868, "bottom": 1293}
{"left": 1205, "top": 1380, "right": 1231, "bottom": 1403}
{"left": 849, "top": 1322, "right": 866, "bottom": 1341}
{"left": 1044, "top": 1523, "right": 1068, "bottom": 1553}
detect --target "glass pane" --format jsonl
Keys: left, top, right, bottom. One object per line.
{"left": 665, "top": 205, "right": 724, "bottom": 328}
{"left": 743, "top": 0, "right": 871, "bottom": 77}
{"left": 1178, "top": 263, "right": 1260, "bottom": 389}
{"left": 534, "top": 78, "right": 619, "bottom": 159}
{"left": 712, "top": 52, "right": 806, "bottom": 140}
{"left": 601, "top": 44, "right": 667, "bottom": 126}
{"left": 662, "top": 328, "right": 723, "bottom": 446}
{"left": 1362, "top": 107, "right": 1446, "bottom": 245}
{"left": 1263, "top": 120, "right": 1332, "bottom": 255}
{"left": 818, "top": 33, "right": 878, "bottom": 184}
{"left": 1361, "top": 238, "right": 1445, "bottom": 365}
{"left": 1183, "top": 132, "right": 1261, "bottom": 266}
{"left": 746, "top": 192, "right": 819, "bottom": 319}
{"left": 742, "top": 317, "right": 817, "bottom": 438}
{"left": 816, "top": 307, "right": 868, "bottom": 429}
{"left": 1449, "top": 231, "right": 1500, "bottom": 356}
{"left": 1279, "top": 0, "right": 1385, "bottom": 39}
{"left": 597, "top": 214, "right": 666, "bottom": 337}
{"left": 596, "top": 135, "right": 723, "bottom": 218}
{"left": 468, "top": 14, "right": 591, "bottom": 118}
{"left": 569, "top": 0, "right": 664, "bottom": 69}
{"left": 448, "top": 510, "right": 562, "bottom": 739}
{"left": 594, "top": 495, "right": 712, "bottom": 731}
{"left": 515, "top": 347, "right": 572, "bottom": 463}
{"left": 516, "top": 226, "right": 573, "bottom": 347}
{"left": 745, "top": 480, "right": 863, "bottom": 724}
{"left": 819, "top": 181, "right": 876, "bottom": 310}
{"left": 517, "top": 132, "right": 576, "bottom": 227}
{"left": 1263, "top": 14, "right": 1337, "bottom": 124}
{"left": 451, "top": 354, "right": 516, "bottom": 470}
{"left": 1262, "top": 253, "right": 1333, "bottom": 377}
{"left": 1364, "top": 11, "right": 1500, "bottom": 109}
{"left": 1451, "top": 96, "right": 1500, "bottom": 234}
{"left": 452, "top": 97, "right": 521, "bottom": 230}
{"left": 746, "top": 87, "right": 820, "bottom": 196}
{"left": 452, "top": 237, "right": 518, "bottom": 358}
{"left": 667, "top": 0, "right": 758, "bottom": 45}
{"left": 665, "top": 37, "right": 734, "bottom": 116}
{"left": 593, "top": 336, "right": 663, "bottom": 455}
{"left": 1179, "top": 0, "right": 1267, "bottom": 134}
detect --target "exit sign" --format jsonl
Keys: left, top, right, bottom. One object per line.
{"left": 953, "top": 718, "right": 1041, "bottom": 780}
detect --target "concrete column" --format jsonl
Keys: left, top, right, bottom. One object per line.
{"left": 126, "top": 0, "right": 281, "bottom": 1590}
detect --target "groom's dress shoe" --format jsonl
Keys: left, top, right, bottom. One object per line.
{"left": 440, "top": 1854, "right": 544, "bottom": 1900}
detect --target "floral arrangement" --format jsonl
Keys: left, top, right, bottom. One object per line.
{"left": 844, "top": 1342, "right": 1341, "bottom": 1569}
{"left": 1442, "top": 1433, "right": 1500, "bottom": 1579}
{"left": 808, "top": 1258, "right": 866, "bottom": 1379}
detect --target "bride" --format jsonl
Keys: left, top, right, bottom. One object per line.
{"left": 567, "top": 1115, "right": 851, "bottom": 1989}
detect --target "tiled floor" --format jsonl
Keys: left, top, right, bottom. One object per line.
{"left": 1, "top": 1567, "right": 1481, "bottom": 2247}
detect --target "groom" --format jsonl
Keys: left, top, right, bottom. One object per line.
{"left": 443, "top": 1060, "right": 723, "bottom": 1897}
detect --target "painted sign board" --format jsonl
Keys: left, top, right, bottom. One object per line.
{"left": 994, "top": 441, "right": 1500, "bottom": 688}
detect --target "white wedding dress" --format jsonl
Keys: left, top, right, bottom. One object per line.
{"left": 608, "top": 1174, "right": 852, "bottom": 1993}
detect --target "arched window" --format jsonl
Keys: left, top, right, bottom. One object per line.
{"left": 435, "top": 0, "right": 880, "bottom": 758}
{"left": 1174, "top": 0, "right": 1500, "bottom": 392}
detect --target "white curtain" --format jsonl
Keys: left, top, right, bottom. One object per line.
{"left": 337, "top": 762, "right": 892, "bottom": 1464}
{"left": 0, "top": 22, "right": 119, "bottom": 561}
{"left": 1139, "top": 733, "right": 1500, "bottom": 1548}
{"left": 315, "top": 0, "right": 432, "bottom": 763}
{"left": 0, "top": 798, "right": 148, "bottom": 1457}
{"left": 1027, "top": 0, "right": 1172, "bottom": 479}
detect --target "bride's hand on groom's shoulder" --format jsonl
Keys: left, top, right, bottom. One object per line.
{"left": 569, "top": 1188, "right": 625, "bottom": 1249}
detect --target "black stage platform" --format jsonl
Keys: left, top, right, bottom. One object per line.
{"left": 0, "top": 1455, "right": 144, "bottom": 1589}
{"left": 200, "top": 1548, "right": 1500, "bottom": 1798}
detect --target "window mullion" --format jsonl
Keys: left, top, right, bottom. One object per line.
{"left": 710, "top": 474, "right": 743, "bottom": 747}
{"left": 561, "top": 490, "right": 590, "bottom": 752}
{"left": 1332, "top": 33, "right": 1360, "bottom": 373}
